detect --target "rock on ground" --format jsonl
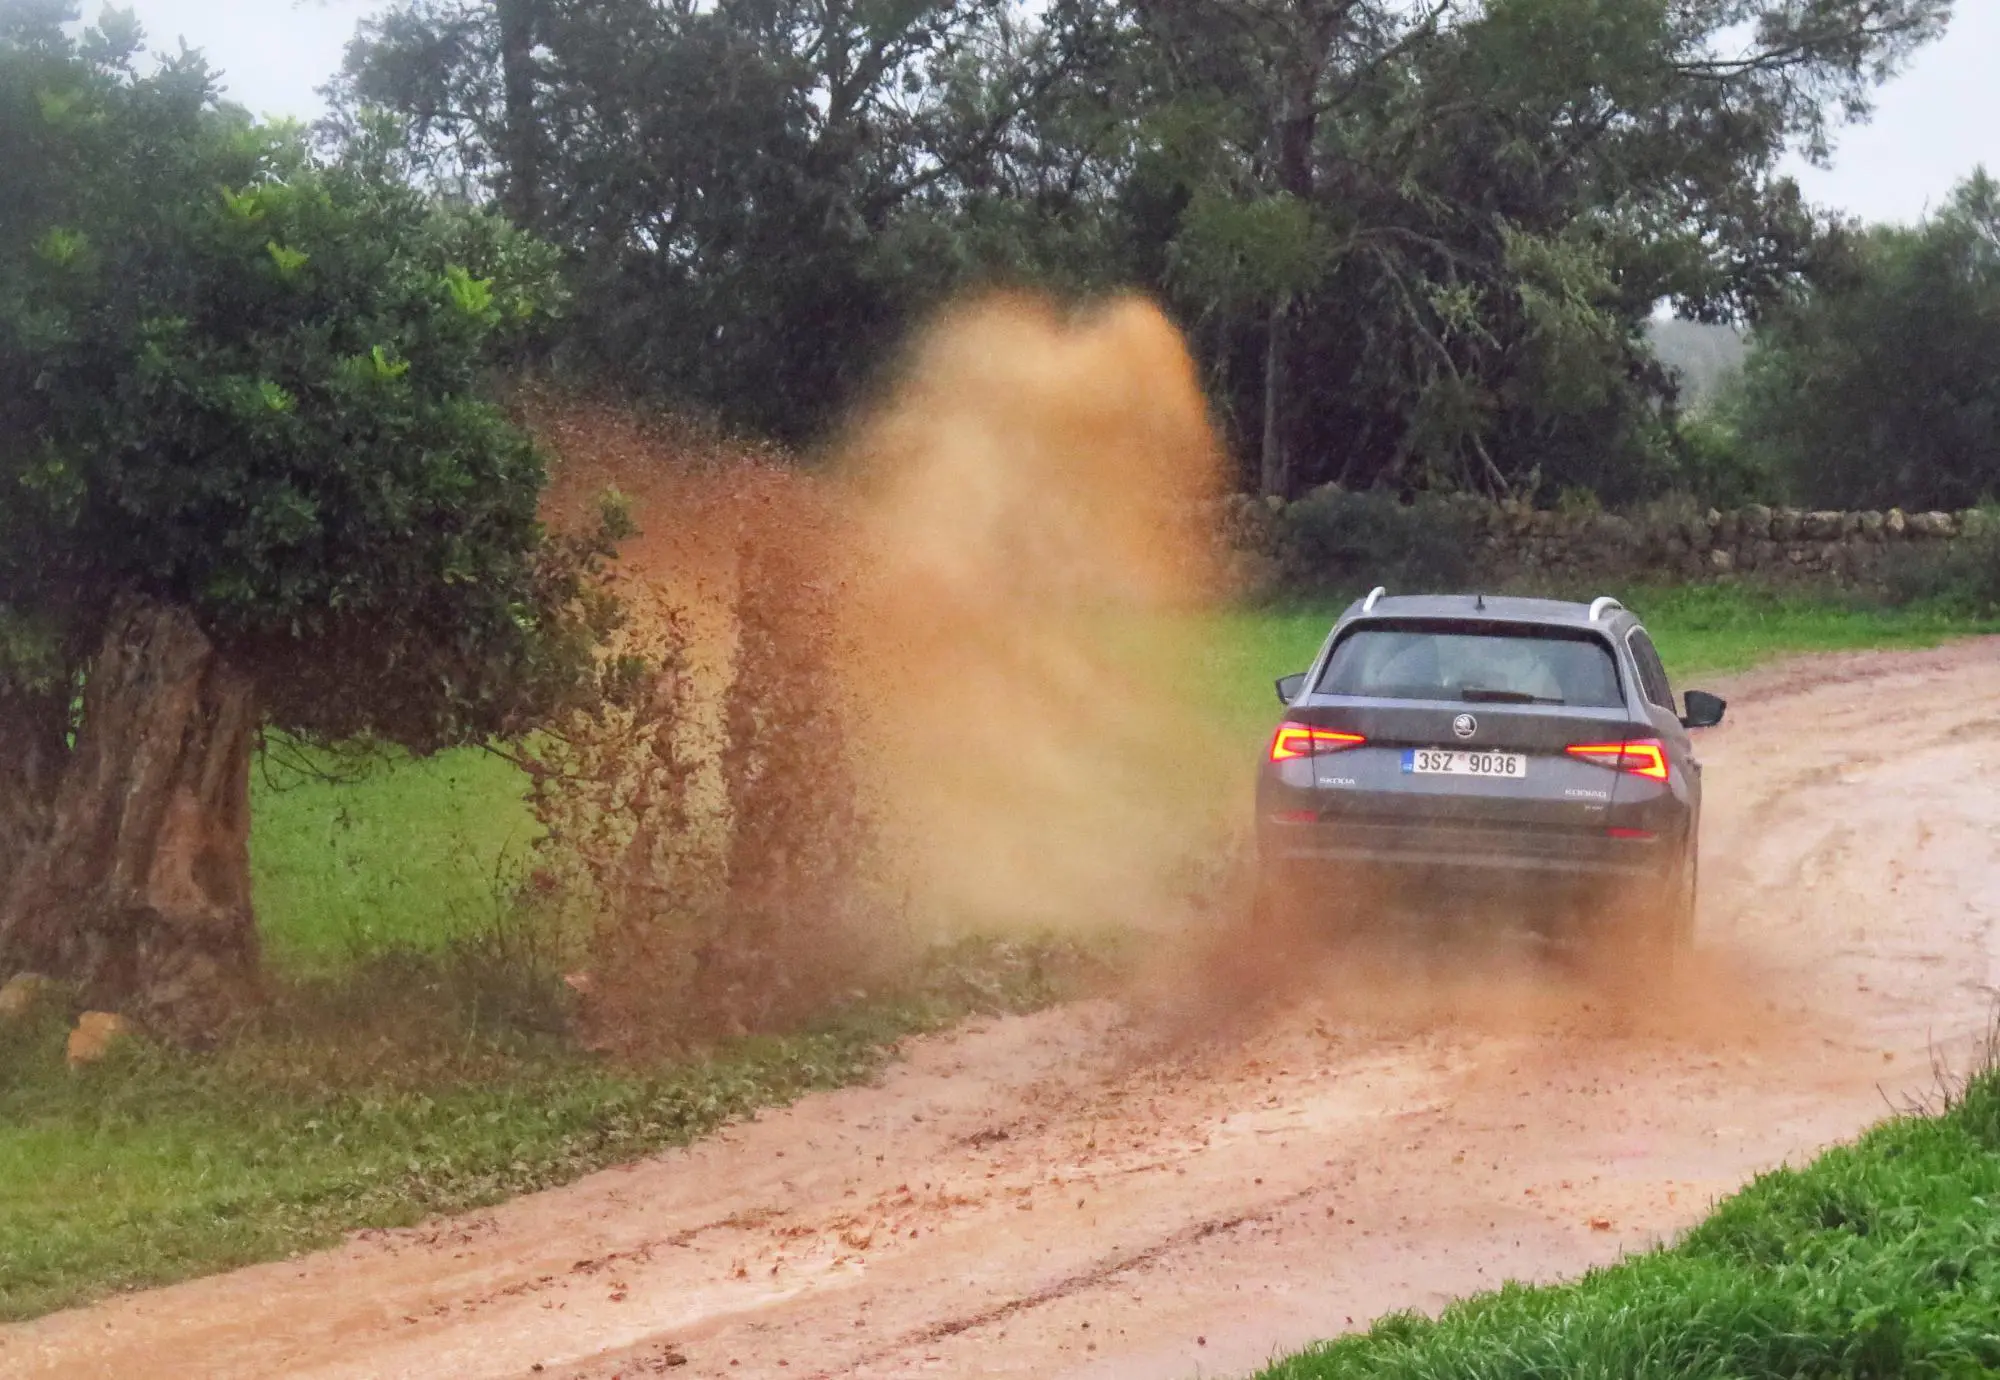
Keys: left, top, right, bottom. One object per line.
{"left": 66, "top": 1011, "right": 132, "bottom": 1066}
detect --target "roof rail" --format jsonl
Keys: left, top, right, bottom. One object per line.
{"left": 1588, "top": 596, "right": 1624, "bottom": 623}
{"left": 1362, "top": 586, "right": 1387, "bottom": 613}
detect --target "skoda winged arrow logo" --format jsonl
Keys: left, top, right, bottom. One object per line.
{"left": 1452, "top": 713, "right": 1478, "bottom": 740}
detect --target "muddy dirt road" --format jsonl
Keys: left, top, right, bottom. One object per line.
{"left": 8, "top": 640, "right": 2000, "bottom": 1380}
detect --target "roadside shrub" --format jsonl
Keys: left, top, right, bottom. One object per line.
{"left": 514, "top": 443, "right": 876, "bottom": 1053}
{"left": 1271, "top": 488, "right": 1480, "bottom": 593}
{"left": 699, "top": 517, "right": 873, "bottom": 1032}
{"left": 1668, "top": 406, "right": 1777, "bottom": 510}
{"left": 1880, "top": 517, "right": 2000, "bottom": 614}
{"left": 513, "top": 591, "right": 717, "bottom": 1049}
{"left": 435, "top": 902, "right": 579, "bottom": 1037}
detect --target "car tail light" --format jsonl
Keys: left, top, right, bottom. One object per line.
{"left": 1607, "top": 826, "right": 1657, "bottom": 841}
{"left": 1269, "top": 722, "right": 1367, "bottom": 762}
{"left": 1566, "top": 739, "right": 1669, "bottom": 781}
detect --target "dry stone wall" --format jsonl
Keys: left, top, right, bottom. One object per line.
{"left": 1216, "top": 489, "right": 1993, "bottom": 589}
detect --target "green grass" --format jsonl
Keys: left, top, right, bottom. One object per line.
{"left": 0, "top": 938, "right": 1103, "bottom": 1321}
{"left": 1626, "top": 584, "right": 1998, "bottom": 682}
{"left": 251, "top": 746, "right": 536, "bottom": 973}
{"left": 1258, "top": 1063, "right": 2000, "bottom": 1379}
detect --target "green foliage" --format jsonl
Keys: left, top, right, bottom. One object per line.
{"left": 1270, "top": 489, "right": 1481, "bottom": 593}
{"left": 1667, "top": 400, "right": 1778, "bottom": 509}
{"left": 0, "top": 6, "right": 595, "bottom": 751}
{"left": 1169, "top": 192, "right": 1329, "bottom": 308}
{"left": 1879, "top": 519, "right": 2000, "bottom": 617}
{"left": 1735, "top": 171, "right": 2000, "bottom": 512}
{"left": 1259, "top": 1065, "right": 2000, "bottom": 1379}
{"left": 337, "top": 0, "right": 1949, "bottom": 497}
{"left": 338, "top": 0, "right": 1045, "bottom": 443}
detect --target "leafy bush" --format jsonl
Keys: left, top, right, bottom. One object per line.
{"left": 1271, "top": 488, "right": 1481, "bottom": 593}
{"left": 1668, "top": 405, "right": 1778, "bottom": 510}
{"left": 514, "top": 459, "right": 876, "bottom": 1052}
{"left": 1881, "top": 520, "right": 2000, "bottom": 615}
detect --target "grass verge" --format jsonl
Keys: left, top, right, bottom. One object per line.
{"left": 0, "top": 937, "right": 1106, "bottom": 1322}
{"left": 250, "top": 744, "right": 537, "bottom": 974}
{"left": 1258, "top": 1054, "right": 2000, "bottom": 1379}
{"left": 1624, "top": 583, "right": 1998, "bottom": 681}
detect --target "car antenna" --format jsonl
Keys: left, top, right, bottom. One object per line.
{"left": 1475, "top": 592, "right": 1486, "bottom": 610}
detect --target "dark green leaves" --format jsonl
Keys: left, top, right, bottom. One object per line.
{"left": 1736, "top": 171, "right": 2000, "bottom": 511}
{"left": 0, "top": 10, "right": 593, "bottom": 750}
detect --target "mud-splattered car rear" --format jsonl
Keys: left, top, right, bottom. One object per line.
{"left": 1256, "top": 592, "right": 1726, "bottom": 950}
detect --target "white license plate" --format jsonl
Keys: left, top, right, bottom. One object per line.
{"left": 1402, "top": 748, "right": 1527, "bottom": 779}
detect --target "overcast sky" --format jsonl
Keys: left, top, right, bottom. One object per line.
{"left": 110, "top": 0, "right": 1999, "bottom": 228}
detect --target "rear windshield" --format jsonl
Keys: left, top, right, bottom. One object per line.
{"left": 1317, "top": 622, "right": 1622, "bottom": 707}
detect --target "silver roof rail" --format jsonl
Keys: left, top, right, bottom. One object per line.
{"left": 1588, "top": 596, "right": 1624, "bottom": 623}
{"left": 1362, "top": 586, "right": 1386, "bottom": 613}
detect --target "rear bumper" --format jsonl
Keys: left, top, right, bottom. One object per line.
{"left": 1259, "top": 818, "right": 1678, "bottom": 882}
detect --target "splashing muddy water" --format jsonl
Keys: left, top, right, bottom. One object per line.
{"left": 536, "top": 292, "right": 1245, "bottom": 963}
{"left": 832, "top": 293, "right": 1236, "bottom": 939}
{"left": 530, "top": 291, "right": 1755, "bottom": 1031}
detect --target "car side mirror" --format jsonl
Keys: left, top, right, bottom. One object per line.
{"left": 1682, "top": 690, "right": 1726, "bottom": 729}
{"left": 1276, "top": 673, "right": 1307, "bottom": 705}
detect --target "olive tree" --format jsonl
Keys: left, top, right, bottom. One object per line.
{"left": 0, "top": 5, "right": 603, "bottom": 1038}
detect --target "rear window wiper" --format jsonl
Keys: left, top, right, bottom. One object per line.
{"left": 1458, "top": 687, "right": 1564, "bottom": 705}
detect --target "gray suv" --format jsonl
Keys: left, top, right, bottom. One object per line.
{"left": 1256, "top": 591, "right": 1726, "bottom": 950}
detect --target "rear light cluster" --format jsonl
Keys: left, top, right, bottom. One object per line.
{"left": 1267, "top": 725, "right": 1670, "bottom": 782}
{"left": 1566, "top": 739, "right": 1669, "bottom": 781}
{"left": 1269, "top": 722, "right": 1366, "bottom": 762}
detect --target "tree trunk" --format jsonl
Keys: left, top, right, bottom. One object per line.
{"left": 1260, "top": 296, "right": 1291, "bottom": 499}
{"left": 0, "top": 685, "right": 65, "bottom": 909}
{"left": 1261, "top": 26, "right": 1319, "bottom": 503}
{"left": 0, "top": 597, "right": 260, "bottom": 1042}
{"left": 497, "top": 0, "right": 543, "bottom": 228}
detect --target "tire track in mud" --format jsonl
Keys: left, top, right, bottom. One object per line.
{"left": 890, "top": 1203, "right": 1276, "bottom": 1349}
{"left": 8, "top": 639, "right": 2000, "bottom": 1380}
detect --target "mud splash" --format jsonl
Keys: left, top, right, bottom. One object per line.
{"left": 531, "top": 290, "right": 1772, "bottom": 1048}
{"left": 832, "top": 292, "right": 1235, "bottom": 941}
{"left": 535, "top": 293, "right": 1239, "bottom": 961}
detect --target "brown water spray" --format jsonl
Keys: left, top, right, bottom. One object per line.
{"left": 529, "top": 296, "right": 1765, "bottom": 1048}
{"left": 527, "top": 293, "right": 1246, "bottom": 1040}
{"left": 832, "top": 292, "right": 1239, "bottom": 942}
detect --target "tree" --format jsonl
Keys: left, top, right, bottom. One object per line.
{"left": 1069, "top": 0, "right": 1951, "bottom": 498}
{"left": 336, "top": 0, "right": 1950, "bottom": 498}
{"left": 1733, "top": 171, "right": 2000, "bottom": 510}
{"left": 0, "top": 5, "right": 602, "bottom": 1038}
{"left": 337, "top": 0, "right": 1060, "bottom": 441}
